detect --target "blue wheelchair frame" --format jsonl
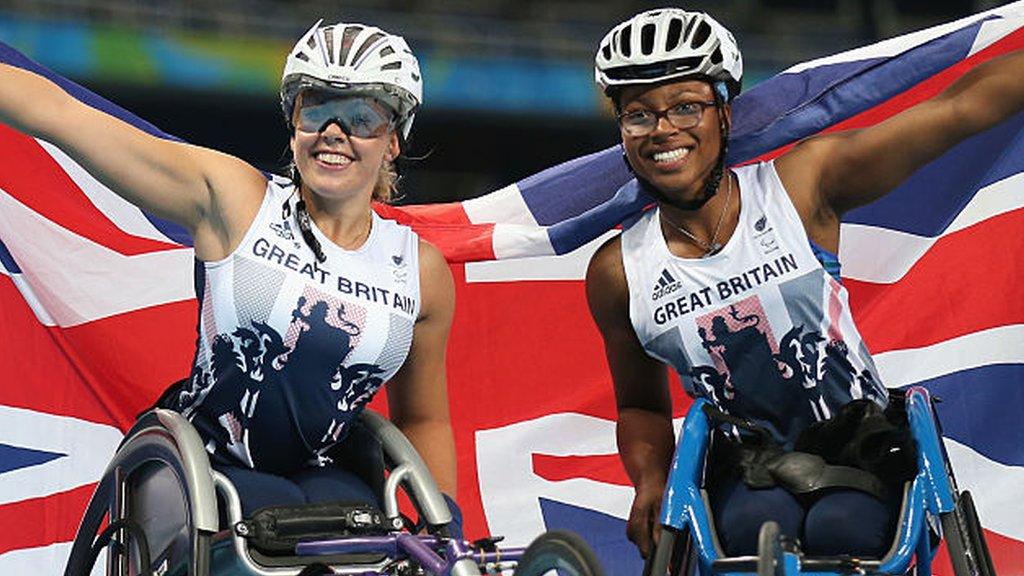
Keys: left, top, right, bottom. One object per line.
{"left": 648, "top": 386, "right": 994, "bottom": 576}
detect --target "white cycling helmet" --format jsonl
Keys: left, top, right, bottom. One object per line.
{"left": 595, "top": 9, "right": 742, "bottom": 101}
{"left": 281, "top": 20, "right": 423, "bottom": 140}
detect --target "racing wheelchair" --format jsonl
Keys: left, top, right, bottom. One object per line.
{"left": 62, "top": 407, "right": 605, "bottom": 576}
{"left": 643, "top": 386, "right": 995, "bottom": 576}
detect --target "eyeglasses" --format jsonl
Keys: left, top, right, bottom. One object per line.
{"left": 295, "top": 91, "right": 396, "bottom": 138}
{"left": 617, "top": 101, "right": 717, "bottom": 137}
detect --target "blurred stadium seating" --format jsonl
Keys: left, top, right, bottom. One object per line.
{"left": 0, "top": 0, "right": 1000, "bottom": 201}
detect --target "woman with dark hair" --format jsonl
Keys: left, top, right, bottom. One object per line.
{"left": 584, "top": 7, "right": 1023, "bottom": 558}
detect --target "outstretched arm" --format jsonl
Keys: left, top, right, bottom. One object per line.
{"left": 586, "top": 237, "right": 675, "bottom": 558}
{"left": 387, "top": 240, "right": 458, "bottom": 497}
{"left": 778, "top": 49, "right": 1024, "bottom": 232}
{"left": 0, "top": 63, "right": 266, "bottom": 259}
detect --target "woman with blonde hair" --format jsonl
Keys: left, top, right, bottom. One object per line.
{"left": 0, "top": 20, "right": 462, "bottom": 531}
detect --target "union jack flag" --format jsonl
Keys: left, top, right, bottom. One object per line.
{"left": 1, "top": 3, "right": 1023, "bottom": 575}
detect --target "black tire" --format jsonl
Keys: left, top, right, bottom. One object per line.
{"left": 957, "top": 491, "right": 996, "bottom": 576}
{"left": 941, "top": 508, "right": 972, "bottom": 576}
{"left": 514, "top": 530, "right": 606, "bottom": 576}
{"left": 757, "top": 521, "right": 780, "bottom": 576}
{"left": 644, "top": 525, "right": 694, "bottom": 576}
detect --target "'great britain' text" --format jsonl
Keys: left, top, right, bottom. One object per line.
{"left": 653, "top": 253, "right": 799, "bottom": 325}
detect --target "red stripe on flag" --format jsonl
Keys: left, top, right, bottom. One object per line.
{"left": 745, "top": 27, "right": 1024, "bottom": 164}
{"left": 532, "top": 453, "right": 631, "bottom": 486}
{"left": 930, "top": 528, "right": 1024, "bottom": 576}
{"left": 0, "top": 276, "right": 115, "bottom": 425}
{"left": 0, "top": 483, "right": 95, "bottom": 555}
{"left": 377, "top": 202, "right": 472, "bottom": 225}
{"left": 846, "top": 208, "right": 1024, "bottom": 353}
{"left": 413, "top": 222, "right": 497, "bottom": 263}
{"left": 0, "top": 277, "right": 195, "bottom": 431}
{"left": 376, "top": 203, "right": 498, "bottom": 262}
{"left": 0, "top": 124, "right": 181, "bottom": 256}
{"left": 982, "top": 528, "right": 1024, "bottom": 576}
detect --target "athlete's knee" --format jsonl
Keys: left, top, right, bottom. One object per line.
{"left": 215, "top": 465, "right": 306, "bottom": 521}
{"left": 803, "top": 490, "right": 893, "bottom": 557}
{"left": 292, "top": 466, "right": 381, "bottom": 507}
{"left": 713, "top": 480, "right": 803, "bottom": 556}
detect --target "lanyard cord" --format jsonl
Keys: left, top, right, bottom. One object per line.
{"left": 281, "top": 194, "right": 327, "bottom": 263}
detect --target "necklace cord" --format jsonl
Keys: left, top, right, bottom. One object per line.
{"left": 660, "top": 171, "right": 733, "bottom": 257}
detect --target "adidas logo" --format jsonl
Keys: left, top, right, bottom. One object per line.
{"left": 652, "top": 269, "right": 682, "bottom": 301}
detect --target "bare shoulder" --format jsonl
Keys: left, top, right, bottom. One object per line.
{"left": 416, "top": 238, "right": 455, "bottom": 321}
{"left": 198, "top": 146, "right": 270, "bottom": 210}
{"left": 417, "top": 238, "right": 452, "bottom": 279}
{"left": 190, "top": 151, "right": 270, "bottom": 261}
{"left": 773, "top": 135, "right": 837, "bottom": 211}
{"left": 587, "top": 234, "right": 625, "bottom": 284}
{"left": 772, "top": 135, "right": 845, "bottom": 248}
{"left": 585, "top": 234, "right": 629, "bottom": 327}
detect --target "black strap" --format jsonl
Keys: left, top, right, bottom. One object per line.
{"left": 702, "top": 404, "right": 889, "bottom": 500}
{"left": 701, "top": 404, "right": 774, "bottom": 443}
{"left": 238, "top": 502, "right": 387, "bottom": 556}
{"left": 765, "top": 451, "right": 888, "bottom": 501}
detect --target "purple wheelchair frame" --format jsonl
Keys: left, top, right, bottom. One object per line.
{"left": 65, "top": 405, "right": 538, "bottom": 576}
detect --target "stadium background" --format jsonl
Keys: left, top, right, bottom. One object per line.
{"left": 0, "top": 0, "right": 998, "bottom": 204}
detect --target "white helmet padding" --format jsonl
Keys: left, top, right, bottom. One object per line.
{"left": 281, "top": 20, "right": 423, "bottom": 140}
{"left": 595, "top": 9, "right": 742, "bottom": 100}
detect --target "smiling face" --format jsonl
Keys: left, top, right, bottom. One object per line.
{"left": 617, "top": 79, "right": 729, "bottom": 202}
{"left": 289, "top": 91, "right": 400, "bottom": 203}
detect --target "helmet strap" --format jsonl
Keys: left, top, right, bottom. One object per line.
{"left": 697, "top": 82, "right": 731, "bottom": 206}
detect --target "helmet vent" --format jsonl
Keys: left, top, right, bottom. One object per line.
{"left": 710, "top": 46, "right": 723, "bottom": 65}
{"left": 295, "top": 52, "right": 309, "bottom": 62}
{"left": 323, "top": 28, "right": 335, "bottom": 62}
{"left": 594, "top": 10, "right": 743, "bottom": 99}
{"left": 339, "top": 26, "right": 363, "bottom": 65}
{"left": 666, "top": 18, "right": 682, "bottom": 51}
{"left": 353, "top": 32, "right": 384, "bottom": 64}
{"left": 306, "top": 36, "right": 317, "bottom": 50}
{"left": 381, "top": 62, "right": 402, "bottom": 70}
{"left": 682, "top": 17, "right": 698, "bottom": 42}
{"left": 411, "top": 72, "right": 420, "bottom": 81}
{"left": 641, "top": 23, "right": 655, "bottom": 55}
{"left": 380, "top": 46, "right": 395, "bottom": 58}
{"left": 693, "top": 21, "right": 711, "bottom": 47}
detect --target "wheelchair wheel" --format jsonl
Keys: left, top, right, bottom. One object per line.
{"left": 941, "top": 491, "right": 995, "bottom": 576}
{"left": 757, "top": 521, "right": 781, "bottom": 576}
{"left": 643, "top": 525, "right": 695, "bottom": 576}
{"left": 514, "top": 530, "right": 605, "bottom": 576}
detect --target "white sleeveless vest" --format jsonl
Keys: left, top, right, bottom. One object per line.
{"left": 177, "top": 177, "right": 421, "bottom": 470}
{"left": 621, "top": 161, "right": 885, "bottom": 447}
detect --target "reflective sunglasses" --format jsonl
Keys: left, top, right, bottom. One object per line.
{"left": 617, "top": 101, "right": 717, "bottom": 137}
{"left": 295, "top": 91, "right": 396, "bottom": 138}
